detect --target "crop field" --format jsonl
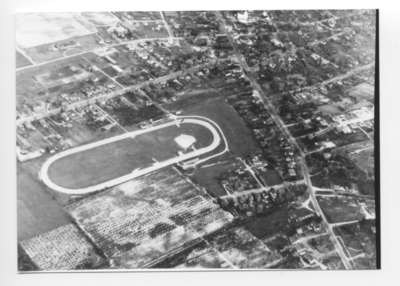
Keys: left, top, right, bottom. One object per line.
{"left": 65, "top": 168, "right": 233, "bottom": 268}
{"left": 46, "top": 120, "right": 214, "bottom": 189}
{"left": 20, "top": 223, "right": 105, "bottom": 270}
{"left": 156, "top": 242, "right": 231, "bottom": 268}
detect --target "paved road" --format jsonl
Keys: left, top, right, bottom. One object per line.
{"left": 289, "top": 62, "right": 374, "bottom": 95}
{"left": 305, "top": 160, "right": 353, "bottom": 268}
{"left": 216, "top": 11, "right": 353, "bottom": 269}
{"left": 330, "top": 220, "right": 359, "bottom": 228}
{"left": 17, "top": 60, "right": 219, "bottom": 125}
{"left": 16, "top": 37, "right": 183, "bottom": 72}
{"left": 219, "top": 180, "right": 305, "bottom": 200}
{"left": 299, "top": 158, "right": 352, "bottom": 269}
{"left": 160, "top": 12, "right": 175, "bottom": 41}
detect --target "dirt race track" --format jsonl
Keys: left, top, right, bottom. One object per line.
{"left": 40, "top": 116, "right": 228, "bottom": 195}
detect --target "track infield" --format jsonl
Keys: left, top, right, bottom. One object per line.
{"left": 41, "top": 116, "right": 226, "bottom": 194}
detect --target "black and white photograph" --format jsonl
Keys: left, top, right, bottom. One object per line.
{"left": 14, "top": 9, "right": 379, "bottom": 272}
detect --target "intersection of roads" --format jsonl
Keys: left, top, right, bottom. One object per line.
{"left": 17, "top": 12, "right": 374, "bottom": 269}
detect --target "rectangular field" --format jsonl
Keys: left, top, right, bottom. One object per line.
{"left": 17, "top": 159, "right": 71, "bottom": 241}
{"left": 16, "top": 13, "right": 96, "bottom": 48}
{"left": 65, "top": 168, "right": 233, "bottom": 268}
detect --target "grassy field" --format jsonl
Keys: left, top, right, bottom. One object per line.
{"left": 16, "top": 51, "right": 32, "bottom": 68}
{"left": 349, "top": 148, "right": 374, "bottom": 178}
{"left": 333, "top": 220, "right": 376, "bottom": 268}
{"left": 47, "top": 121, "right": 214, "bottom": 189}
{"left": 191, "top": 159, "right": 241, "bottom": 197}
{"left": 317, "top": 195, "right": 364, "bottom": 223}
{"left": 17, "top": 158, "right": 71, "bottom": 241}
{"left": 24, "top": 34, "right": 103, "bottom": 63}
{"left": 16, "top": 13, "right": 95, "bottom": 48}
{"left": 166, "top": 96, "right": 262, "bottom": 197}
{"left": 244, "top": 205, "right": 290, "bottom": 239}
{"left": 81, "top": 12, "right": 120, "bottom": 26}
{"left": 260, "top": 168, "right": 283, "bottom": 186}
{"left": 65, "top": 168, "right": 233, "bottom": 268}
{"left": 167, "top": 96, "right": 261, "bottom": 158}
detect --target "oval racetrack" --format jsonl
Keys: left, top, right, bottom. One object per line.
{"left": 39, "top": 116, "right": 226, "bottom": 195}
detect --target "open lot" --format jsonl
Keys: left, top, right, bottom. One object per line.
{"left": 22, "top": 33, "right": 103, "bottom": 63}
{"left": 191, "top": 159, "right": 242, "bottom": 197}
{"left": 17, "top": 158, "right": 71, "bottom": 241}
{"left": 317, "top": 195, "right": 364, "bottom": 223}
{"left": 349, "top": 147, "right": 374, "bottom": 178}
{"left": 167, "top": 96, "right": 261, "bottom": 158}
{"left": 16, "top": 9, "right": 377, "bottom": 270}
{"left": 207, "top": 227, "right": 282, "bottom": 268}
{"left": 81, "top": 12, "right": 120, "bottom": 26}
{"left": 259, "top": 168, "right": 283, "bottom": 186}
{"left": 334, "top": 220, "right": 376, "bottom": 268}
{"left": 16, "top": 53, "right": 117, "bottom": 118}
{"left": 155, "top": 241, "right": 231, "bottom": 268}
{"left": 16, "top": 51, "right": 32, "bottom": 68}
{"left": 307, "top": 150, "right": 375, "bottom": 196}
{"left": 16, "top": 13, "right": 96, "bottom": 48}
{"left": 168, "top": 97, "right": 263, "bottom": 197}
{"left": 244, "top": 205, "right": 290, "bottom": 239}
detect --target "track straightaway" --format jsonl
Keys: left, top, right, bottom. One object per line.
{"left": 40, "top": 115, "right": 226, "bottom": 195}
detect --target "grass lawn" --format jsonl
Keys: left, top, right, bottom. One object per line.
{"left": 47, "top": 121, "right": 213, "bottom": 189}
{"left": 17, "top": 159, "right": 71, "bottom": 241}
{"left": 191, "top": 159, "right": 241, "bottom": 197}
{"left": 16, "top": 51, "right": 32, "bottom": 68}
{"left": 317, "top": 196, "right": 364, "bottom": 223}
{"left": 244, "top": 205, "right": 290, "bottom": 239}
{"left": 260, "top": 168, "right": 283, "bottom": 186}
{"left": 167, "top": 96, "right": 261, "bottom": 158}
{"left": 168, "top": 96, "right": 263, "bottom": 197}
